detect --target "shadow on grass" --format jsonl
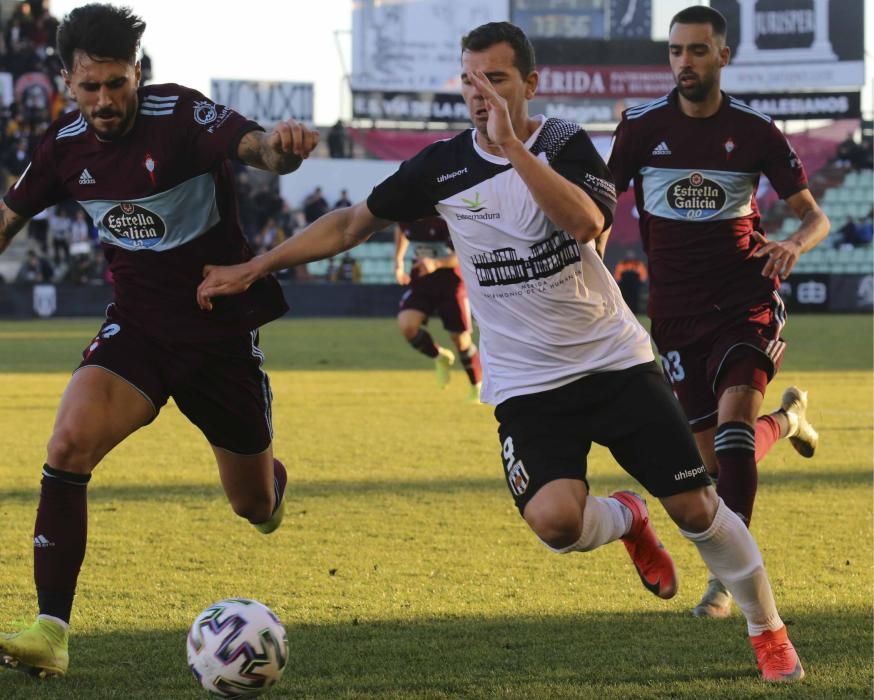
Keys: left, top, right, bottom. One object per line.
{"left": 0, "top": 611, "right": 870, "bottom": 699}
{"left": 0, "top": 467, "right": 870, "bottom": 506}
{"left": 0, "top": 466, "right": 871, "bottom": 506}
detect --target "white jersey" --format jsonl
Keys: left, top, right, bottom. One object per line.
{"left": 367, "top": 117, "right": 654, "bottom": 405}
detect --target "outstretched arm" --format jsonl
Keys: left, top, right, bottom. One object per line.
{"left": 237, "top": 119, "right": 321, "bottom": 174}
{"left": 197, "top": 201, "right": 391, "bottom": 309}
{"left": 0, "top": 201, "right": 29, "bottom": 255}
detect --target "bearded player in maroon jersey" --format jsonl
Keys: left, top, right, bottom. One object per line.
{"left": 394, "top": 216, "right": 482, "bottom": 401}
{"left": 0, "top": 4, "right": 319, "bottom": 677}
{"left": 607, "top": 6, "right": 827, "bottom": 674}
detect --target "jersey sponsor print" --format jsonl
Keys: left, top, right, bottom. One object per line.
{"left": 5, "top": 83, "right": 288, "bottom": 341}
{"left": 368, "top": 117, "right": 654, "bottom": 405}
{"left": 608, "top": 89, "right": 807, "bottom": 319}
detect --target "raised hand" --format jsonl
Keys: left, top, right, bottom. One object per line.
{"left": 468, "top": 71, "right": 517, "bottom": 150}
{"left": 267, "top": 119, "right": 320, "bottom": 160}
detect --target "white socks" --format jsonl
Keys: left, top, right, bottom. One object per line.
{"left": 542, "top": 495, "right": 631, "bottom": 554}
{"left": 680, "top": 498, "right": 783, "bottom": 636}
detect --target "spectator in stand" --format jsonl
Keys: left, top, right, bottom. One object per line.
{"left": 254, "top": 216, "right": 286, "bottom": 255}
{"left": 835, "top": 218, "right": 862, "bottom": 249}
{"left": 273, "top": 199, "right": 293, "bottom": 233}
{"left": 327, "top": 119, "right": 349, "bottom": 158}
{"left": 4, "top": 136, "right": 30, "bottom": 187}
{"left": 334, "top": 188, "right": 351, "bottom": 209}
{"left": 834, "top": 132, "right": 861, "bottom": 168}
{"left": 15, "top": 247, "right": 52, "bottom": 283}
{"left": 613, "top": 249, "right": 648, "bottom": 314}
{"left": 303, "top": 186, "right": 328, "bottom": 224}
{"left": 28, "top": 205, "right": 49, "bottom": 254}
{"left": 65, "top": 250, "right": 94, "bottom": 285}
{"left": 336, "top": 251, "right": 360, "bottom": 282}
{"left": 68, "top": 208, "right": 91, "bottom": 253}
{"left": 48, "top": 204, "right": 72, "bottom": 265}
{"left": 859, "top": 137, "right": 873, "bottom": 171}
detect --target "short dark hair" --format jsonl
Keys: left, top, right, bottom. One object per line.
{"left": 57, "top": 3, "right": 146, "bottom": 70}
{"left": 461, "top": 22, "right": 536, "bottom": 77}
{"left": 670, "top": 6, "right": 727, "bottom": 38}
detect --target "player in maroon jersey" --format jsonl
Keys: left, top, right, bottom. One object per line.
{"left": 607, "top": 6, "right": 828, "bottom": 663}
{"left": 0, "top": 4, "right": 319, "bottom": 677}
{"left": 394, "top": 216, "right": 482, "bottom": 400}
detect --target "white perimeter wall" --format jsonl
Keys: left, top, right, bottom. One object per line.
{"left": 279, "top": 158, "right": 401, "bottom": 211}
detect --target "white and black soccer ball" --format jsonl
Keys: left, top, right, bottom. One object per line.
{"left": 187, "top": 598, "right": 289, "bottom": 698}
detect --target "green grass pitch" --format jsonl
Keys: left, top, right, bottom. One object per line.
{"left": 0, "top": 314, "right": 871, "bottom": 699}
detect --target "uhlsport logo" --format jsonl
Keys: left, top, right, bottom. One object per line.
{"left": 102, "top": 202, "right": 166, "bottom": 249}
{"left": 667, "top": 172, "right": 726, "bottom": 219}
{"left": 674, "top": 465, "right": 707, "bottom": 481}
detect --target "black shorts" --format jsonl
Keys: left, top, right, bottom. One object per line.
{"left": 78, "top": 316, "right": 273, "bottom": 455}
{"left": 494, "top": 361, "right": 711, "bottom": 513}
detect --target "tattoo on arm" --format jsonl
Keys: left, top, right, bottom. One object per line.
{"left": 0, "top": 202, "right": 27, "bottom": 255}
{"left": 237, "top": 131, "right": 302, "bottom": 174}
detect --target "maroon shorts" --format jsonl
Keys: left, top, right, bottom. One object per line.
{"left": 399, "top": 267, "right": 471, "bottom": 333}
{"left": 651, "top": 291, "right": 787, "bottom": 432}
{"left": 78, "top": 316, "right": 273, "bottom": 454}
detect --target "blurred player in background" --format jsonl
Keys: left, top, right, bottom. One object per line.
{"left": 607, "top": 5, "right": 828, "bottom": 619}
{"left": 394, "top": 215, "right": 482, "bottom": 400}
{"left": 198, "top": 21, "right": 806, "bottom": 683}
{"left": 0, "top": 3, "right": 318, "bottom": 677}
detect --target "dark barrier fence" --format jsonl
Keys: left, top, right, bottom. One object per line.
{"left": 0, "top": 275, "right": 871, "bottom": 319}
{"left": 0, "top": 282, "right": 402, "bottom": 319}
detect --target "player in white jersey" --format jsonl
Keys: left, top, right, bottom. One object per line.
{"left": 197, "top": 22, "right": 805, "bottom": 682}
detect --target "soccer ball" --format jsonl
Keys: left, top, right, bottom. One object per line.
{"left": 187, "top": 598, "right": 289, "bottom": 698}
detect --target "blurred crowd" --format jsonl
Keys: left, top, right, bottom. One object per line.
{"left": 833, "top": 132, "right": 874, "bottom": 172}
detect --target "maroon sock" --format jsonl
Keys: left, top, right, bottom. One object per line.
{"left": 35, "top": 465, "right": 90, "bottom": 623}
{"left": 459, "top": 344, "right": 482, "bottom": 385}
{"left": 272, "top": 458, "right": 287, "bottom": 514}
{"left": 755, "top": 414, "right": 783, "bottom": 463}
{"left": 713, "top": 422, "right": 757, "bottom": 526}
{"left": 409, "top": 329, "right": 439, "bottom": 359}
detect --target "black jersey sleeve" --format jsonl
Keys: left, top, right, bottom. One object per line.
{"left": 366, "top": 154, "right": 437, "bottom": 222}
{"left": 551, "top": 129, "right": 617, "bottom": 231}
{"left": 606, "top": 118, "right": 635, "bottom": 194}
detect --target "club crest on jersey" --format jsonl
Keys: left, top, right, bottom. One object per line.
{"left": 102, "top": 202, "right": 166, "bottom": 249}
{"left": 667, "top": 171, "right": 727, "bottom": 219}
{"left": 724, "top": 138, "right": 735, "bottom": 155}
{"left": 193, "top": 100, "right": 218, "bottom": 125}
{"left": 507, "top": 460, "right": 529, "bottom": 496}
{"left": 143, "top": 153, "right": 157, "bottom": 186}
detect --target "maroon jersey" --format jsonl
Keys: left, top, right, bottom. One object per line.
{"left": 608, "top": 89, "right": 807, "bottom": 319}
{"left": 5, "top": 83, "right": 288, "bottom": 340}
{"left": 398, "top": 215, "right": 454, "bottom": 281}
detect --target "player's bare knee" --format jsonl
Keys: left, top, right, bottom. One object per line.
{"left": 397, "top": 316, "right": 419, "bottom": 340}
{"left": 230, "top": 493, "right": 273, "bottom": 524}
{"left": 524, "top": 504, "right": 583, "bottom": 549}
{"left": 660, "top": 487, "right": 718, "bottom": 532}
{"left": 46, "top": 426, "right": 100, "bottom": 474}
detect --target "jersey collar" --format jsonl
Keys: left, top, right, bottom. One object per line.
{"left": 470, "top": 114, "right": 547, "bottom": 165}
